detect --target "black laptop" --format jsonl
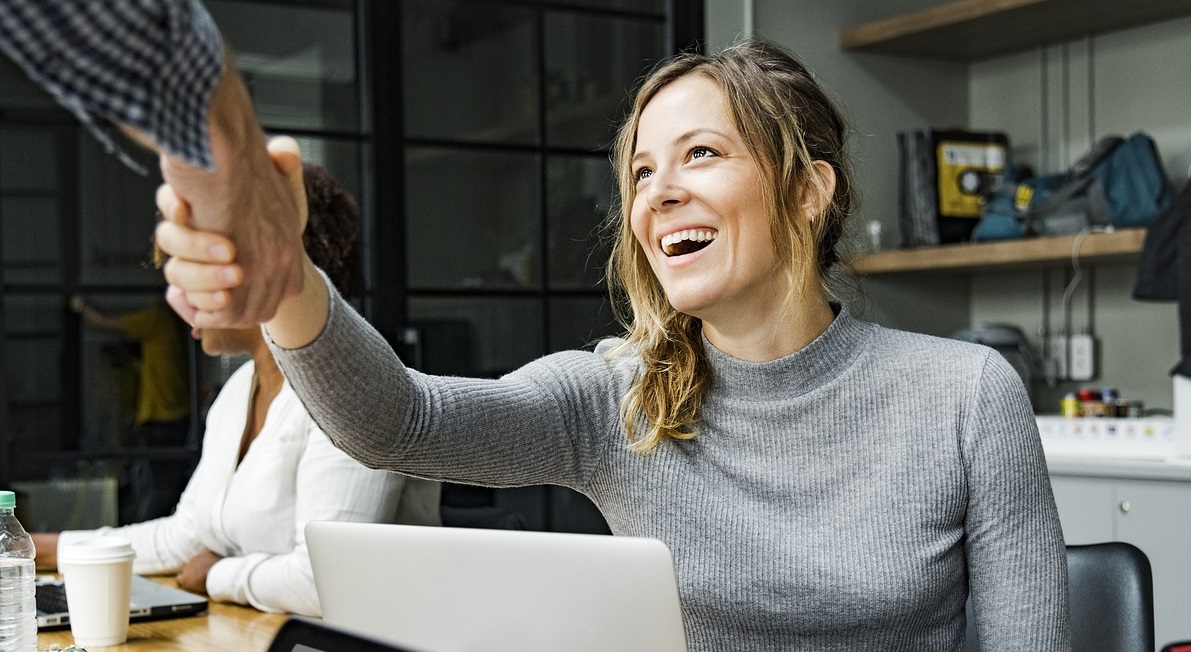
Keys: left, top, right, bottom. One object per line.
{"left": 36, "top": 574, "right": 208, "bottom": 630}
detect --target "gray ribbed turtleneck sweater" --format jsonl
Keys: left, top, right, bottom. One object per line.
{"left": 272, "top": 279, "right": 1070, "bottom": 651}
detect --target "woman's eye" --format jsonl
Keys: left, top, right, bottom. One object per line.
{"left": 634, "top": 167, "right": 653, "bottom": 182}
{"left": 691, "top": 146, "right": 717, "bottom": 160}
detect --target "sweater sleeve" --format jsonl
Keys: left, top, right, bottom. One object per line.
{"left": 269, "top": 273, "right": 616, "bottom": 491}
{"left": 961, "top": 352, "right": 1071, "bottom": 650}
{"left": 205, "top": 418, "right": 406, "bottom": 616}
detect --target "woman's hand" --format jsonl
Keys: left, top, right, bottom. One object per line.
{"left": 31, "top": 532, "right": 59, "bottom": 570}
{"left": 176, "top": 548, "right": 223, "bottom": 595}
{"left": 155, "top": 196, "right": 241, "bottom": 323}
{"left": 67, "top": 295, "right": 87, "bottom": 314}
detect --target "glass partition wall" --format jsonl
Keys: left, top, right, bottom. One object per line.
{"left": 396, "top": 0, "right": 688, "bottom": 533}
{"left": 0, "top": 0, "right": 701, "bottom": 534}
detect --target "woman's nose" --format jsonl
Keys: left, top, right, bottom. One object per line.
{"left": 644, "top": 169, "right": 690, "bottom": 211}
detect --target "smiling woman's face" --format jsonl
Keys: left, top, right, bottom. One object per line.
{"left": 629, "top": 73, "right": 786, "bottom": 327}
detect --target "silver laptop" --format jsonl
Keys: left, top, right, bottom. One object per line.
{"left": 36, "top": 574, "right": 208, "bottom": 629}
{"left": 306, "top": 521, "right": 688, "bottom": 652}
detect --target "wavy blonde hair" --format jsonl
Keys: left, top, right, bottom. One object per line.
{"left": 606, "top": 39, "right": 855, "bottom": 453}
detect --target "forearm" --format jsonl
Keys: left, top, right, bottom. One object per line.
{"left": 264, "top": 257, "right": 330, "bottom": 350}
{"left": 57, "top": 517, "right": 201, "bottom": 576}
{"left": 269, "top": 280, "right": 607, "bottom": 487}
{"left": 206, "top": 551, "right": 317, "bottom": 615}
{"left": 267, "top": 271, "right": 416, "bottom": 468}
{"left": 115, "top": 519, "right": 202, "bottom": 576}
{"left": 157, "top": 46, "right": 271, "bottom": 236}
{"left": 80, "top": 306, "right": 126, "bottom": 334}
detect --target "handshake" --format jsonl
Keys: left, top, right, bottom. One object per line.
{"left": 154, "top": 136, "right": 316, "bottom": 348}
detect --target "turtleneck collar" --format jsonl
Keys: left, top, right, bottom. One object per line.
{"left": 702, "top": 304, "right": 873, "bottom": 402}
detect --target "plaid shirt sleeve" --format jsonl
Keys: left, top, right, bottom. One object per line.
{"left": 0, "top": 0, "right": 224, "bottom": 170}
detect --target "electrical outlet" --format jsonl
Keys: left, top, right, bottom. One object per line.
{"left": 1069, "top": 334, "right": 1097, "bottom": 381}
{"left": 1047, "top": 336, "right": 1069, "bottom": 380}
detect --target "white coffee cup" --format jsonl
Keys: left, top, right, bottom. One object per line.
{"left": 57, "top": 536, "right": 136, "bottom": 647}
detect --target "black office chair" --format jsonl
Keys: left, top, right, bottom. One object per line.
{"left": 438, "top": 483, "right": 528, "bottom": 530}
{"left": 965, "top": 542, "right": 1155, "bottom": 652}
{"left": 1066, "top": 542, "right": 1154, "bottom": 652}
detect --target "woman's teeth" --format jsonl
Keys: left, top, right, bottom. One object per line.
{"left": 662, "top": 229, "right": 717, "bottom": 257}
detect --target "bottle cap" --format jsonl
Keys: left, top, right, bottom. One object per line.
{"left": 0, "top": 490, "right": 13, "bottom": 508}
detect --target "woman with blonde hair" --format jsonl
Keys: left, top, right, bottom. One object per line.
{"left": 158, "top": 40, "right": 1068, "bottom": 650}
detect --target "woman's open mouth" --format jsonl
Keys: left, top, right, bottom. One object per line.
{"left": 661, "top": 229, "right": 718, "bottom": 257}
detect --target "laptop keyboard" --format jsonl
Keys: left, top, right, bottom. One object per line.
{"left": 35, "top": 582, "right": 69, "bottom": 614}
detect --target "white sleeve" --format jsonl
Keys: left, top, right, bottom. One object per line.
{"left": 204, "top": 416, "right": 405, "bottom": 616}
{"left": 59, "top": 449, "right": 215, "bottom": 575}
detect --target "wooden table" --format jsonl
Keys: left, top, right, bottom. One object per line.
{"left": 37, "top": 577, "right": 288, "bottom": 652}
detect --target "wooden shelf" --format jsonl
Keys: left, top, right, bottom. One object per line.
{"left": 839, "top": 0, "right": 1191, "bottom": 60}
{"left": 850, "top": 227, "right": 1147, "bottom": 274}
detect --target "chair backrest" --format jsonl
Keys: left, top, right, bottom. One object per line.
{"left": 964, "top": 542, "right": 1155, "bottom": 652}
{"left": 1066, "top": 542, "right": 1155, "bottom": 652}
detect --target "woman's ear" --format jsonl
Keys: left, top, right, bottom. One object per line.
{"left": 801, "top": 160, "right": 837, "bottom": 222}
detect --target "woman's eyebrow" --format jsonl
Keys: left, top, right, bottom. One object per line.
{"left": 675, "top": 127, "right": 725, "bottom": 144}
{"left": 632, "top": 128, "right": 731, "bottom": 164}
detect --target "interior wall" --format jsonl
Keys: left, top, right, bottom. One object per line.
{"left": 968, "top": 16, "right": 1191, "bottom": 413}
{"left": 703, "top": 0, "right": 747, "bottom": 53}
{"left": 706, "top": 1, "right": 1187, "bottom": 413}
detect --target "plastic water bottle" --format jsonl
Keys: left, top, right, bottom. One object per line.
{"left": 0, "top": 491, "right": 36, "bottom": 652}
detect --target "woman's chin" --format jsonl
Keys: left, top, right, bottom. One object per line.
{"left": 664, "top": 295, "right": 714, "bottom": 322}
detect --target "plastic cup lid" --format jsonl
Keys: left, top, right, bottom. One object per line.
{"left": 57, "top": 536, "right": 136, "bottom": 564}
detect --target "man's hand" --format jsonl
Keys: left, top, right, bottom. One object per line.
{"left": 158, "top": 136, "right": 326, "bottom": 349}
{"left": 157, "top": 134, "right": 308, "bottom": 328}
{"left": 154, "top": 47, "right": 307, "bottom": 328}
{"left": 176, "top": 548, "right": 223, "bottom": 595}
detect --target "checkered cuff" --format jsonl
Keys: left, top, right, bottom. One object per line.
{"left": 0, "top": 0, "right": 224, "bottom": 170}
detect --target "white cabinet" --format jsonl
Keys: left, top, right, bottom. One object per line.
{"left": 1050, "top": 469, "right": 1191, "bottom": 648}
{"left": 1049, "top": 476, "right": 1115, "bottom": 542}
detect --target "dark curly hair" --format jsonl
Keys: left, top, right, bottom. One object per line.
{"left": 302, "top": 163, "right": 364, "bottom": 299}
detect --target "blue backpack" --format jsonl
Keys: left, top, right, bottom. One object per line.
{"left": 973, "top": 132, "right": 1172, "bottom": 241}
{"left": 1083, "top": 132, "right": 1172, "bottom": 227}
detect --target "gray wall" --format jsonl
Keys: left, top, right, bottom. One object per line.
{"left": 706, "top": 0, "right": 1187, "bottom": 413}
{"left": 966, "top": 17, "right": 1190, "bottom": 413}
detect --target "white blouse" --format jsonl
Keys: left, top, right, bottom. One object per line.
{"left": 61, "top": 361, "right": 440, "bottom": 616}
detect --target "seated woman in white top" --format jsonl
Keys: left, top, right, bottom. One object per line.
{"left": 32, "top": 164, "right": 441, "bottom": 616}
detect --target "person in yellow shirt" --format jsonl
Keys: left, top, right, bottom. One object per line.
{"left": 69, "top": 294, "right": 191, "bottom": 523}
